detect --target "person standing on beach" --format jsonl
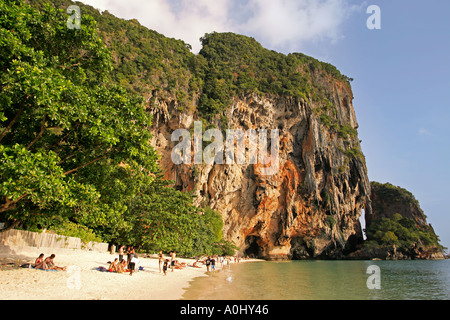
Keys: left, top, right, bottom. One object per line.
{"left": 126, "top": 246, "right": 133, "bottom": 268}
{"left": 163, "top": 259, "right": 169, "bottom": 275}
{"left": 158, "top": 251, "right": 163, "bottom": 273}
{"left": 118, "top": 245, "right": 125, "bottom": 262}
{"left": 205, "top": 256, "right": 211, "bottom": 272}
{"left": 211, "top": 256, "right": 216, "bottom": 271}
{"left": 129, "top": 247, "right": 136, "bottom": 276}
{"left": 170, "top": 251, "right": 176, "bottom": 272}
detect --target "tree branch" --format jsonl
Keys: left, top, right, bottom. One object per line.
{"left": 57, "top": 62, "right": 82, "bottom": 69}
{"left": 63, "top": 154, "right": 107, "bottom": 176}
{"left": 57, "top": 153, "right": 76, "bottom": 165}
{"left": 26, "top": 112, "right": 47, "bottom": 150}
{"left": 0, "top": 193, "right": 28, "bottom": 214}
{"left": 0, "top": 219, "right": 20, "bottom": 233}
{"left": 0, "top": 107, "right": 24, "bottom": 143}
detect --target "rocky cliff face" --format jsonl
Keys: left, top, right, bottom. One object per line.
{"left": 150, "top": 73, "right": 371, "bottom": 260}
{"left": 357, "top": 182, "right": 444, "bottom": 260}
{"left": 50, "top": 7, "right": 372, "bottom": 260}
{"left": 367, "top": 182, "right": 428, "bottom": 228}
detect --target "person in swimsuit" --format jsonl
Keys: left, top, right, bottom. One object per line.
{"left": 170, "top": 251, "right": 176, "bottom": 272}
{"left": 163, "top": 259, "right": 169, "bottom": 276}
{"left": 192, "top": 260, "right": 202, "bottom": 268}
{"left": 118, "top": 245, "right": 125, "bottom": 262}
{"left": 117, "top": 259, "right": 128, "bottom": 273}
{"left": 158, "top": 251, "right": 163, "bottom": 273}
{"left": 108, "top": 258, "right": 119, "bottom": 272}
{"left": 44, "top": 254, "right": 67, "bottom": 271}
{"left": 126, "top": 246, "right": 133, "bottom": 268}
{"left": 34, "top": 253, "right": 47, "bottom": 270}
{"left": 129, "top": 247, "right": 136, "bottom": 276}
{"left": 205, "top": 256, "right": 211, "bottom": 272}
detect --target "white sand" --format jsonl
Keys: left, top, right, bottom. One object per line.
{"left": 0, "top": 246, "right": 209, "bottom": 300}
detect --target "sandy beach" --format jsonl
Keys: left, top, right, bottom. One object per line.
{"left": 0, "top": 245, "right": 210, "bottom": 300}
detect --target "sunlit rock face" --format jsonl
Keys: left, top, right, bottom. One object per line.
{"left": 150, "top": 73, "right": 371, "bottom": 260}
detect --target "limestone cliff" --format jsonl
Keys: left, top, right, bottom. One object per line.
{"left": 368, "top": 182, "right": 428, "bottom": 227}
{"left": 150, "top": 70, "right": 371, "bottom": 260}
{"left": 356, "top": 182, "right": 444, "bottom": 260}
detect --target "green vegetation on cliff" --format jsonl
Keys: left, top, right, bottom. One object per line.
{"left": 31, "top": 0, "right": 354, "bottom": 121}
{"left": 371, "top": 181, "right": 421, "bottom": 211}
{"left": 363, "top": 182, "right": 444, "bottom": 256}
{"left": 365, "top": 213, "right": 441, "bottom": 249}
{"left": 27, "top": 0, "right": 194, "bottom": 104}
{"left": 197, "top": 32, "right": 352, "bottom": 119}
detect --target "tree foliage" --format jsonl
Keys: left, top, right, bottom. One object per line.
{"left": 365, "top": 213, "right": 442, "bottom": 249}
{"left": 196, "top": 32, "right": 352, "bottom": 119}
{"left": 1, "top": 1, "right": 238, "bottom": 257}
{"left": 0, "top": 0, "right": 158, "bottom": 234}
{"left": 118, "top": 176, "right": 235, "bottom": 256}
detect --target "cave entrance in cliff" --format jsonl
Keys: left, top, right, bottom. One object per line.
{"left": 244, "top": 235, "right": 263, "bottom": 258}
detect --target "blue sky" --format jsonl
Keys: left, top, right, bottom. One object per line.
{"left": 81, "top": 0, "right": 450, "bottom": 250}
{"left": 324, "top": 1, "right": 450, "bottom": 250}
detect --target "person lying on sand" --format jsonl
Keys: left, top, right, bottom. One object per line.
{"left": 190, "top": 260, "right": 202, "bottom": 268}
{"left": 34, "top": 253, "right": 48, "bottom": 270}
{"left": 173, "top": 260, "right": 186, "bottom": 269}
{"left": 44, "top": 254, "right": 67, "bottom": 271}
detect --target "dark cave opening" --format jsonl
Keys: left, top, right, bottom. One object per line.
{"left": 244, "top": 235, "right": 263, "bottom": 258}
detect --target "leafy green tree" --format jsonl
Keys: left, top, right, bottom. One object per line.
{"left": 190, "top": 206, "right": 223, "bottom": 256}
{"left": 0, "top": 0, "right": 158, "bottom": 234}
{"left": 115, "top": 175, "right": 236, "bottom": 257}
{"left": 120, "top": 176, "right": 201, "bottom": 255}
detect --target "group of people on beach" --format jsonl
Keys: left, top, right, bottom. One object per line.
{"left": 108, "top": 245, "right": 139, "bottom": 276}
{"left": 158, "top": 252, "right": 240, "bottom": 275}
{"left": 34, "top": 253, "right": 67, "bottom": 271}
{"left": 108, "top": 245, "right": 247, "bottom": 277}
{"left": 159, "top": 251, "right": 187, "bottom": 275}
{"left": 107, "top": 258, "right": 132, "bottom": 274}
{"left": 203, "top": 255, "right": 237, "bottom": 272}
{"left": 30, "top": 246, "right": 246, "bottom": 277}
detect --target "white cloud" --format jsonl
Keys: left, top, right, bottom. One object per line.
{"left": 79, "top": 0, "right": 357, "bottom": 53}
{"left": 418, "top": 128, "right": 432, "bottom": 136}
{"left": 79, "top": 0, "right": 231, "bottom": 52}
{"left": 238, "top": 0, "right": 355, "bottom": 50}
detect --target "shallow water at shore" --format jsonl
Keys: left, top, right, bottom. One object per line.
{"left": 182, "top": 259, "right": 450, "bottom": 300}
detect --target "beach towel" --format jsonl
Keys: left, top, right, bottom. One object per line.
{"left": 95, "top": 266, "right": 108, "bottom": 272}
{"left": 20, "top": 263, "right": 58, "bottom": 271}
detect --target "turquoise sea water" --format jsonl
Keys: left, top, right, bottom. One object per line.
{"left": 182, "top": 260, "right": 450, "bottom": 300}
